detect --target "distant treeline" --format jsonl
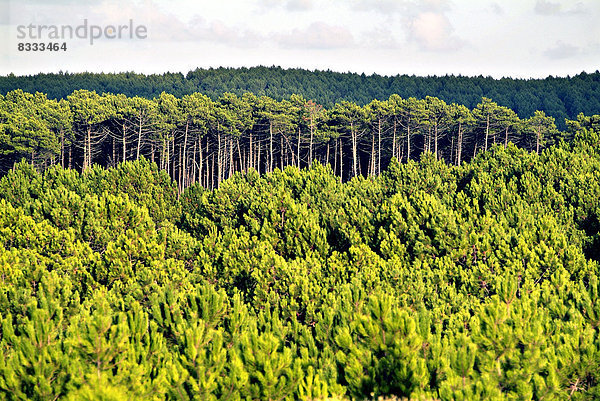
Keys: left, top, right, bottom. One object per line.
{"left": 2, "top": 66, "right": 600, "bottom": 129}
{"left": 4, "top": 88, "right": 597, "bottom": 194}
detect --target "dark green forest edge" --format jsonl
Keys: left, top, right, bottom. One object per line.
{"left": 2, "top": 67, "right": 600, "bottom": 129}
{"left": 1, "top": 75, "right": 600, "bottom": 401}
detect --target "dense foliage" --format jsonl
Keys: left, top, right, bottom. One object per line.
{"left": 0, "top": 89, "right": 564, "bottom": 195}
{"left": 2, "top": 67, "right": 600, "bottom": 129}
{"left": 1, "top": 115, "right": 599, "bottom": 400}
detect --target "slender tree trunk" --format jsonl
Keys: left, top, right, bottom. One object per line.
{"left": 198, "top": 137, "right": 203, "bottom": 186}
{"left": 60, "top": 129, "right": 65, "bottom": 168}
{"left": 370, "top": 131, "right": 375, "bottom": 176}
{"left": 171, "top": 135, "right": 175, "bottom": 179}
{"left": 407, "top": 125, "right": 411, "bottom": 161}
{"left": 434, "top": 123, "right": 439, "bottom": 160}
{"left": 427, "top": 127, "right": 432, "bottom": 154}
{"left": 112, "top": 137, "right": 116, "bottom": 168}
{"left": 162, "top": 136, "right": 167, "bottom": 171}
{"left": 504, "top": 126, "right": 509, "bottom": 148}
{"left": 217, "top": 132, "right": 222, "bottom": 185}
{"left": 122, "top": 123, "right": 126, "bottom": 163}
{"left": 178, "top": 143, "right": 183, "bottom": 193}
{"left": 377, "top": 118, "right": 381, "bottom": 175}
{"left": 392, "top": 120, "right": 397, "bottom": 161}
{"left": 191, "top": 140, "right": 196, "bottom": 185}
{"left": 249, "top": 132, "right": 253, "bottom": 171}
{"left": 536, "top": 128, "right": 541, "bottom": 154}
{"left": 257, "top": 139, "right": 261, "bottom": 174}
{"left": 237, "top": 138, "right": 243, "bottom": 173}
{"left": 182, "top": 121, "right": 189, "bottom": 188}
{"left": 309, "top": 121, "right": 314, "bottom": 168}
{"left": 87, "top": 126, "right": 92, "bottom": 170}
{"left": 351, "top": 122, "right": 357, "bottom": 177}
{"left": 229, "top": 135, "right": 234, "bottom": 178}
{"left": 269, "top": 122, "right": 274, "bottom": 173}
{"left": 484, "top": 114, "right": 490, "bottom": 151}
{"left": 68, "top": 144, "right": 72, "bottom": 170}
{"left": 205, "top": 139, "right": 209, "bottom": 188}
{"left": 326, "top": 142, "right": 330, "bottom": 167}
{"left": 297, "top": 127, "right": 301, "bottom": 169}
{"left": 280, "top": 134, "right": 284, "bottom": 170}
{"left": 339, "top": 138, "right": 343, "bottom": 182}
{"left": 211, "top": 153, "right": 215, "bottom": 189}
{"left": 457, "top": 123, "right": 463, "bottom": 166}
{"left": 136, "top": 117, "right": 142, "bottom": 160}
{"left": 334, "top": 138, "right": 338, "bottom": 175}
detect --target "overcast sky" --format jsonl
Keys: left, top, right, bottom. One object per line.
{"left": 1, "top": 0, "right": 598, "bottom": 78}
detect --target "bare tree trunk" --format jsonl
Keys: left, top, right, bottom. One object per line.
{"left": 136, "top": 117, "right": 142, "bottom": 160}
{"left": 269, "top": 122, "right": 274, "bottom": 173}
{"left": 211, "top": 153, "right": 215, "bottom": 189}
{"left": 162, "top": 137, "right": 167, "bottom": 171}
{"left": 112, "top": 137, "right": 116, "bottom": 168}
{"left": 297, "top": 127, "right": 301, "bottom": 169}
{"left": 171, "top": 135, "right": 175, "bottom": 179}
{"left": 182, "top": 121, "right": 189, "bottom": 188}
{"left": 229, "top": 135, "right": 234, "bottom": 178}
{"left": 339, "top": 138, "right": 343, "bottom": 182}
{"left": 334, "top": 138, "right": 338, "bottom": 175}
{"left": 257, "top": 139, "right": 261, "bottom": 174}
{"left": 192, "top": 140, "right": 197, "bottom": 185}
{"left": 309, "top": 121, "right": 314, "bottom": 168}
{"left": 60, "top": 130, "right": 65, "bottom": 168}
{"left": 427, "top": 127, "right": 432, "bottom": 153}
{"left": 237, "top": 138, "right": 243, "bottom": 173}
{"left": 434, "top": 123, "right": 439, "bottom": 160}
{"left": 536, "top": 128, "right": 540, "bottom": 154}
{"left": 68, "top": 145, "right": 72, "bottom": 170}
{"left": 178, "top": 143, "right": 183, "bottom": 193}
{"left": 370, "top": 131, "right": 375, "bottom": 176}
{"left": 280, "top": 134, "right": 284, "bottom": 170}
{"left": 205, "top": 139, "right": 209, "bottom": 188}
{"left": 392, "top": 120, "right": 397, "bottom": 161}
{"left": 198, "top": 137, "right": 203, "bottom": 186}
{"left": 87, "top": 126, "right": 92, "bottom": 170}
{"left": 407, "top": 125, "right": 411, "bottom": 161}
{"left": 326, "top": 142, "right": 330, "bottom": 167}
{"left": 484, "top": 114, "right": 490, "bottom": 152}
{"left": 377, "top": 118, "right": 381, "bottom": 175}
{"left": 351, "top": 122, "right": 358, "bottom": 177}
{"left": 122, "top": 123, "right": 126, "bottom": 163}
{"left": 504, "top": 126, "right": 509, "bottom": 148}
{"left": 457, "top": 123, "right": 463, "bottom": 166}
{"left": 249, "top": 132, "right": 253, "bottom": 171}
{"left": 217, "top": 132, "right": 222, "bottom": 185}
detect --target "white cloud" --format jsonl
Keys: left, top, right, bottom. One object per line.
{"left": 360, "top": 27, "right": 402, "bottom": 49}
{"left": 543, "top": 41, "right": 581, "bottom": 59}
{"left": 409, "top": 11, "right": 463, "bottom": 51}
{"left": 257, "top": 0, "right": 313, "bottom": 12}
{"left": 286, "top": 0, "right": 313, "bottom": 11}
{"left": 534, "top": 0, "right": 586, "bottom": 16}
{"left": 275, "top": 21, "right": 354, "bottom": 49}
{"left": 490, "top": 2, "right": 504, "bottom": 15}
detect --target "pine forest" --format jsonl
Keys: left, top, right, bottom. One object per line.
{"left": 0, "top": 77, "right": 600, "bottom": 400}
